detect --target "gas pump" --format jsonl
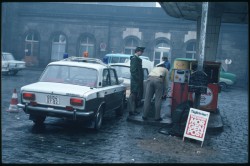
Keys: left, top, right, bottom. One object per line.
{"left": 170, "top": 58, "right": 221, "bottom": 113}
{"left": 170, "top": 58, "right": 195, "bottom": 113}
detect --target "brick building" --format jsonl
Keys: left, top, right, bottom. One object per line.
{"left": 1, "top": 2, "right": 248, "bottom": 87}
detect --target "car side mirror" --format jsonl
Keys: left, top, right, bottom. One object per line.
{"left": 118, "top": 77, "right": 124, "bottom": 84}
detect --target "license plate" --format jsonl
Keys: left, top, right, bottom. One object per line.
{"left": 46, "top": 95, "right": 59, "bottom": 105}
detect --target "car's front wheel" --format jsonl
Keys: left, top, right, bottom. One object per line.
{"left": 8, "top": 70, "right": 18, "bottom": 76}
{"left": 94, "top": 107, "right": 104, "bottom": 130}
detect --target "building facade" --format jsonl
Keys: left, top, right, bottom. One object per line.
{"left": 2, "top": 2, "right": 248, "bottom": 87}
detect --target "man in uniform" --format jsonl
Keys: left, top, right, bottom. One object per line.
{"left": 128, "top": 46, "right": 145, "bottom": 116}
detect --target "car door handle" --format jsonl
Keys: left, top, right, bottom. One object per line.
{"left": 114, "top": 89, "right": 116, "bottom": 92}
{"left": 105, "top": 92, "right": 107, "bottom": 94}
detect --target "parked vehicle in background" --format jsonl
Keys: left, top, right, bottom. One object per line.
{"left": 219, "top": 66, "right": 237, "bottom": 91}
{"left": 2, "top": 52, "right": 26, "bottom": 75}
{"left": 103, "top": 53, "right": 150, "bottom": 64}
{"left": 17, "top": 57, "right": 126, "bottom": 130}
{"left": 110, "top": 61, "right": 149, "bottom": 106}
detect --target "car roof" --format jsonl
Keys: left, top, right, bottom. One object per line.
{"left": 105, "top": 53, "right": 149, "bottom": 60}
{"left": 109, "top": 63, "right": 148, "bottom": 70}
{"left": 2, "top": 52, "right": 12, "bottom": 55}
{"left": 109, "top": 62, "right": 130, "bottom": 67}
{"left": 105, "top": 53, "right": 131, "bottom": 58}
{"left": 48, "top": 57, "right": 109, "bottom": 70}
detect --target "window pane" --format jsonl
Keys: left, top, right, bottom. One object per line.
{"left": 111, "top": 57, "right": 119, "bottom": 63}
{"left": 154, "top": 60, "right": 160, "bottom": 66}
{"left": 156, "top": 42, "right": 169, "bottom": 49}
{"left": 155, "top": 52, "right": 161, "bottom": 59}
{"left": 102, "top": 69, "right": 110, "bottom": 86}
{"left": 110, "top": 69, "right": 117, "bottom": 85}
{"left": 186, "top": 53, "right": 193, "bottom": 59}
{"left": 163, "top": 52, "right": 169, "bottom": 57}
{"left": 112, "top": 66, "right": 130, "bottom": 79}
{"left": 187, "top": 42, "right": 196, "bottom": 51}
{"left": 125, "top": 38, "right": 138, "bottom": 55}
{"left": 124, "top": 49, "right": 130, "bottom": 54}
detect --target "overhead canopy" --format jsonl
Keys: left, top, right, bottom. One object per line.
{"left": 159, "top": 2, "right": 248, "bottom": 24}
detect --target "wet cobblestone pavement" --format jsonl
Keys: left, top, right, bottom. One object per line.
{"left": 1, "top": 69, "right": 248, "bottom": 163}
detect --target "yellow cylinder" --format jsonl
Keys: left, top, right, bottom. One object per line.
{"left": 173, "top": 60, "right": 190, "bottom": 69}
{"left": 170, "top": 60, "right": 190, "bottom": 81}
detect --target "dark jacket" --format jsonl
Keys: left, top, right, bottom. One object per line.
{"left": 164, "top": 61, "right": 171, "bottom": 71}
{"left": 130, "top": 54, "right": 144, "bottom": 98}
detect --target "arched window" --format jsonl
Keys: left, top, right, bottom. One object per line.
{"left": 154, "top": 40, "right": 171, "bottom": 66}
{"left": 79, "top": 36, "right": 94, "bottom": 57}
{"left": 51, "top": 34, "right": 66, "bottom": 61}
{"left": 25, "top": 32, "right": 39, "bottom": 57}
{"left": 124, "top": 37, "right": 139, "bottom": 55}
{"left": 24, "top": 32, "right": 39, "bottom": 66}
{"left": 186, "top": 41, "right": 196, "bottom": 59}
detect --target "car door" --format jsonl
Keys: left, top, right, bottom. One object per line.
{"left": 102, "top": 69, "right": 118, "bottom": 111}
{"left": 109, "top": 68, "right": 122, "bottom": 109}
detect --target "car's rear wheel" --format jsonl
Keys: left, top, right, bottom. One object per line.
{"left": 8, "top": 70, "right": 18, "bottom": 76}
{"left": 219, "top": 82, "right": 228, "bottom": 91}
{"left": 115, "top": 98, "right": 124, "bottom": 116}
{"left": 94, "top": 107, "right": 104, "bottom": 130}
{"left": 32, "top": 115, "right": 46, "bottom": 125}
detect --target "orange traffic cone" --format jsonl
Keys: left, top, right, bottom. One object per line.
{"left": 6, "top": 88, "right": 20, "bottom": 112}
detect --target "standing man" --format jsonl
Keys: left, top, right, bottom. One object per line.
{"left": 142, "top": 62, "right": 168, "bottom": 121}
{"left": 162, "top": 56, "right": 171, "bottom": 71}
{"left": 128, "top": 46, "right": 145, "bottom": 116}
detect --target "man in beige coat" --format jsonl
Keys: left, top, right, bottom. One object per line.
{"left": 142, "top": 61, "right": 168, "bottom": 121}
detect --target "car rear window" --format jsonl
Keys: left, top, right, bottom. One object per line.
{"left": 2, "top": 53, "right": 15, "bottom": 61}
{"left": 39, "top": 65, "right": 98, "bottom": 87}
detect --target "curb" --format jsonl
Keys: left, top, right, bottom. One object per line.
{"left": 127, "top": 108, "right": 224, "bottom": 131}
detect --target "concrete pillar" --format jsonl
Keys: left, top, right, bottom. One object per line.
{"left": 196, "top": 3, "right": 222, "bottom": 61}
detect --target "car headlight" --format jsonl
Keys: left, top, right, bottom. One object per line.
{"left": 18, "top": 64, "right": 25, "bottom": 68}
{"left": 2, "top": 63, "right": 8, "bottom": 68}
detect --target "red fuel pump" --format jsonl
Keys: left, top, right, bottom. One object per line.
{"left": 170, "top": 58, "right": 221, "bottom": 113}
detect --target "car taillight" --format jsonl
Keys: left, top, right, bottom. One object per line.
{"left": 23, "top": 92, "right": 35, "bottom": 101}
{"left": 70, "top": 98, "right": 83, "bottom": 106}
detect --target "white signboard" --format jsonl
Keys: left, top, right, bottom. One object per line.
{"left": 183, "top": 108, "right": 210, "bottom": 147}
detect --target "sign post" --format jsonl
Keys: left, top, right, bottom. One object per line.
{"left": 183, "top": 108, "right": 210, "bottom": 147}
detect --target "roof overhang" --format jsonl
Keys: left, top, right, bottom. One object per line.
{"left": 159, "top": 2, "right": 248, "bottom": 24}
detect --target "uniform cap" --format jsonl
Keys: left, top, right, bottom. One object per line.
{"left": 135, "top": 46, "right": 145, "bottom": 52}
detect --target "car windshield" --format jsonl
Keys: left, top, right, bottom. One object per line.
{"left": 39, "top": 65, "right": 98, "bottom": 87}
{"left": 2, "top": 53, "right": 15, "bottom": 61}
{"left": 111, "top": 65, "right": 131, "bottom": 79}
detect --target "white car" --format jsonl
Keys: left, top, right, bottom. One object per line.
{"left": 110, "top": 62, "right": 149, "bottom": 106}
{"left": 2, "top": 52, "right": 26, "bottom": 75}
{"left": 17, "top": 57, "right": 126, "bottom": 130}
